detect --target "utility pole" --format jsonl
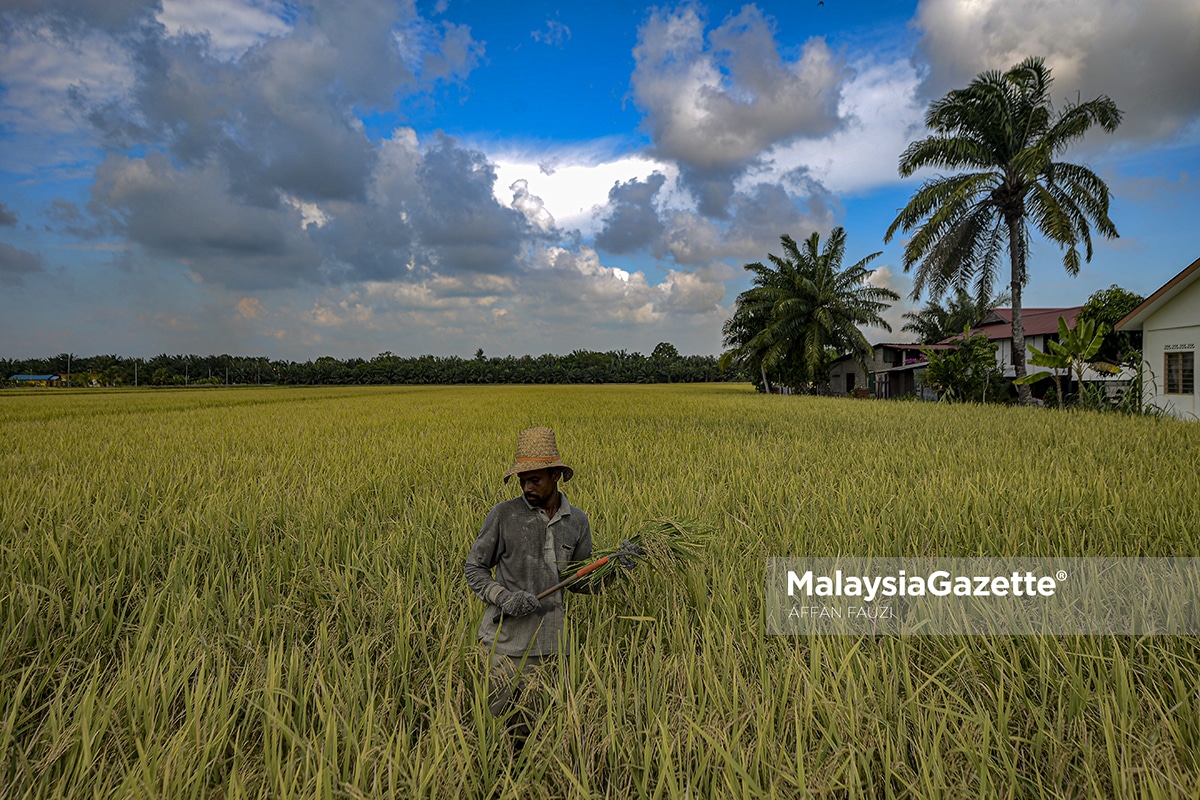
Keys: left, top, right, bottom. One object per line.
{"left": 134, "top": 359, "right": 138, "bottom": 387}
{"left": 67, "top": 353, "right": 71, "bottom": 388}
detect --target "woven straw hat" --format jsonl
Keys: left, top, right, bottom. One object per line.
{"left": 503, "top": 426, "right": 574, "bottom": 483}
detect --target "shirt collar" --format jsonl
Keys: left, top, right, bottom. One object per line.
{"left": 522, "top": 491, "right": 571, "bottom": 522}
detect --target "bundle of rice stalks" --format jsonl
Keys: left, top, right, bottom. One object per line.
{"left": 573, "top": 517, "right": 713, "bottom": 584}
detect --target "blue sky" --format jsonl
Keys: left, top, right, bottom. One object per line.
{"left": 2, "top": 0, "right": 1197, "bottom": 360}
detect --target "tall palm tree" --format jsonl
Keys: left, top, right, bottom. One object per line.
{"left": 884, "top": 57, "right": 1121, "bottom": 405}
{"left": 721, "top": 227, "right": 899, "bottom": 392}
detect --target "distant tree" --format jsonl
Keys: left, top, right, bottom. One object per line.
{"left": 885, "top": 56, "right": 1122, "bottom": 405}
{"left": 901, "top": 287, "right": 1011, "bottom": 344}
{"left": 720, "top": 297, "right": 774, "bottom": 392}
{"left": 1077, "top": 284, "right": 1144, "bottom": 364}
{"left": 650, "top": 342, "right": 679, "bottom": 361}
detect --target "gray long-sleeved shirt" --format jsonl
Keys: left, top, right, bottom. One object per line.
{"left": 464, "top": 493, "right": 592, "bottom": 656}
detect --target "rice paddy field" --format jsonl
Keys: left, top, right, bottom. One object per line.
{"left": 3, "top": 383, "right": 1200, "bottom": 799}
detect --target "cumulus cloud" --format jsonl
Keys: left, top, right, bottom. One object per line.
{"left": 0, "top": 21, "right": 137, "bottom": 172}
{"left": 88, "top": 152, "right": 325, "bottom": 289}
{"left": 913, "top": 0, "right": 1200, "bottom": 141}
{"left": 525, "top": 245, "right": 727, "bottom": 328}
{"left": 408, "top": 135, "right": 532, "bottom": 274}
{"left": 0, "top": 203, "right": 18, "bottom": 227}
{"left": 492, "top": 152, "right": 672, "bottom": 236}
{"left": 631, "top": 3, "right": 847, "bottom": 216}
{"left": 753, "top": 58, "right": 926, "bottom": 194}
{"left": 0, "top": 0, "right": 549, "bottom": 294}
{"left": 665, "top": 182, "right": 835, "bottom": 266}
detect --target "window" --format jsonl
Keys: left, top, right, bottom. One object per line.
{"left": 1165, "top": 352, "right": 1194, "bottom": 395}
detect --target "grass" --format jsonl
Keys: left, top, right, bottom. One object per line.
{"left": 2, "top": 384, "right": 1199, "bottom": 798}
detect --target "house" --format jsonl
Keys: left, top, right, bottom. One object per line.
{"left": 828, "top": 305, "right": 1101, "bottom": 400}
{"left": 966, "top": 307, "right": 1083, "bottom": 377}
{"left": 827, "top": 343, "right": 949, "bottom": 399}
{"left": 963, "top": 306, "right": 1134, "bottom": 400}
{"left": 9, "top": 374, "right": 62, "bottom": 386}
{"left": 1115, "top": 256, "right": 1199, "bottom": 420}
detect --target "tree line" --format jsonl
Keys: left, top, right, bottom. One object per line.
{"left": 2, "top": 343, "right": 745, "bottom": 388}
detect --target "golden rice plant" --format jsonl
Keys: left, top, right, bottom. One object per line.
{"left": 1, "top": 384, "right": 1198, "bottom": 798}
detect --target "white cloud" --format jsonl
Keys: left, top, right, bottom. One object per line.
{"left": 748, "top": 57, "right": 926, "bottom": 195}
{"left": 0, "top": 24, "right": 135, "bottom": 171}
{"left": 280, "top": 193, "right": 330, "bottom": 229}
{"left": 492, "top": 152, "right": 675, "bottom": 235}
{"left": 157, "top": 0, "right": 291, "bottom": 61}
{"left": 508, "top": 179, "right": 554, "bottom": 232}
{"left": 633, "top": 6, "right": 844, "bottom": 170}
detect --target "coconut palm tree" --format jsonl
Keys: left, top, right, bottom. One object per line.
{"left": 884, "top": 56, "right": 1122, "bottom": 405}
{"left": 721, "top": 227, "right": 899, "bottom": 392}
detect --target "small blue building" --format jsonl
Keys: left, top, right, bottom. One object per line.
{"left": 9, "top": 374, "right": 62, "bottom": 386}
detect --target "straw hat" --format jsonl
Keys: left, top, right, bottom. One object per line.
{"left": 503, "top": 426, "right": 574, "bottom": 483}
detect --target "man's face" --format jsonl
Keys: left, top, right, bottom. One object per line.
{"left": 519, "top": 468, "right": 560, "bottom": 508}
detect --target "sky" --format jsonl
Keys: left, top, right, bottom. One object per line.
{"left": 1, "top": 0, "right": 1198, "bottom": 360}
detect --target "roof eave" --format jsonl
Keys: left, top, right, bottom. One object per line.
{"left": 1116, "top": 255, "right": 1200, "bottom": 331}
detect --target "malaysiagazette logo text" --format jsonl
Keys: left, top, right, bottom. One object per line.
{"left": 787, "top": 569, "right": 1059, "bottom": 603}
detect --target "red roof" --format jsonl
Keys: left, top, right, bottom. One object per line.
{"left": 875, "top": 341, "right": 954, "bottom": 349}
{"left": 937, "top": 307, "right": 1081, "bottom": 343}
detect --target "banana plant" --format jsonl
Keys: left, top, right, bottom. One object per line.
{"left": 1015, "top": 316, "right": 1118, "bottom": 409}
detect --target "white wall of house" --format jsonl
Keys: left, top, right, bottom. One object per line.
{"left": 997, "top": 332, "right": 1070, "bottom": 377}
{"left": 1139, "top": 277, "right": 1199, "bottom": 420}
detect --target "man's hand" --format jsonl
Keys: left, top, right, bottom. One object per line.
{"left": 498, "top": 589, "right": 541, "bottom": 618}
{"left": 617, "top": 539, "right": 644, "bottom": 569}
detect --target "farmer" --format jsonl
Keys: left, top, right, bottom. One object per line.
{"left": 464, "top": 426, "right": 635, "bottom": 751}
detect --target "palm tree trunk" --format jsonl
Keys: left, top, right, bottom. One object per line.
{"left": 1008, "top": 216, "right": 1033, "bottom": 406}
{"left": 761, "top": 363, "right": 770, "bottom": 394}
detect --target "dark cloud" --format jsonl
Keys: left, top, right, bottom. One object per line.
{"left": 594, "top": 174, "right": 667, "bottom": 255}
{"left": 45, "top": 198, "right": 97, "bottom": 238}
{"left": 0, "top": 0, "right": 159, "bottom": 37}
{"left": 101, "top": 2, "right": 427, "bottom": 204}
{"left": 632, "top": 4, "right": 847, "bottom": 217}
{"left": 727, "top": 182, "right": 818, "bottom": 243}
{"left": 0, "top": 202, "right": 17, "bottom": 226}
{"left": 913, "top": 0, "right": 1200, "bottom": 142}
{"left": 36, "top": 0, "right": 536, "bottom": 290}
{"left": 664, "top": 181, "right": 836, "bottom": 267}
{"left": 0, "top": 242, "right": 46, "bottom": 285}
{"left": 89, "top": 153, "right": 325, "bottom": 290}
{"left": 409, "top": 134, "right": 531, "bottom": 274}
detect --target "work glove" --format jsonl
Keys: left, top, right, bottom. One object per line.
{"left": 498, "top": 589, "right": 541, "bottom": 618}
{"left": 617, "top": 539, "right": 644, "bottom": 569}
